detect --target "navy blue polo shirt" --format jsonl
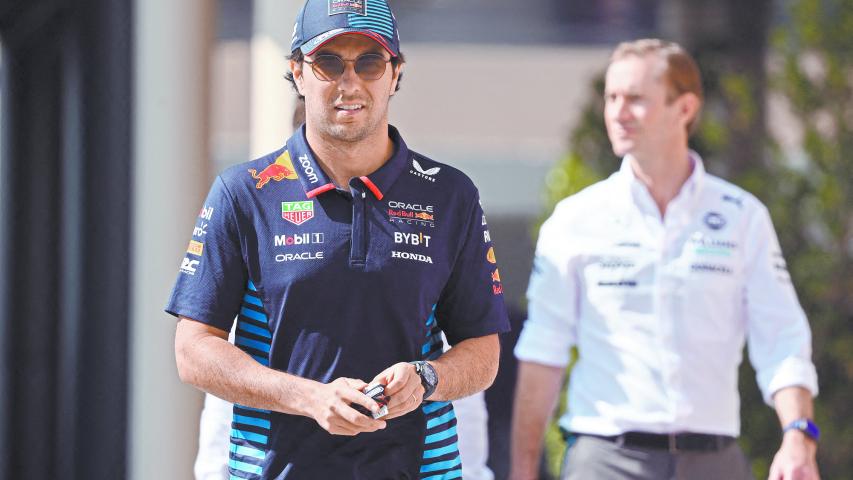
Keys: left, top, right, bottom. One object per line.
{"left": 166, "top": 125, "right": 510, "bottom": 480}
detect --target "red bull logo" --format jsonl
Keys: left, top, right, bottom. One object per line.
{"left": 486, "top": 247, "right": 497, "bottom": 264}
{"left": 414, "top": 212, "right": 434, "bottom": 221}
{"left": 491, "top": 268, "right": 501, "bottom": 282}
{"left": 249, "top": 151, "right": 299, "bottom": 189}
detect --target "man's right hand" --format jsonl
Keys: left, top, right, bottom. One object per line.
{"left": 307, "top": 377, "right": 387, "bottom": 436}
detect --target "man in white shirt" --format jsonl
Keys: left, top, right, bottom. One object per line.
{"left": 510, "top": 39, "right": 820, "bottom": 480}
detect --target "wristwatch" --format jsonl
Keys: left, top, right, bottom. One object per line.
{"left": 783, "top": 418, "right": 820, "bottom": 441}
{"left": 410, "top": 361, "right": 438, "bottom": 401}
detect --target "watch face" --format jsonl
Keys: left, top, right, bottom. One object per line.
{"left": 422, "top": 362, "right": 437, "bottom": 387}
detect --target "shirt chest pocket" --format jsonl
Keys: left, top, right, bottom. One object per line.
{"left": 582, "top": 252, "right": 657, "bottom": 315}
{"left": 679, "top": 246, "right": 743, "bottom": 341}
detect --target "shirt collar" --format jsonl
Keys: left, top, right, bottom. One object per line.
{"left": 284, "top": 124, "right": 409, "bottom": 200}
{"left": 617, "top": 150, "right": 706, "bottom": 215}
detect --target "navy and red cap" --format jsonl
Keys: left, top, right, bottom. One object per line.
{"left": 291, "top": 0, "right": 401, "bottom": 57}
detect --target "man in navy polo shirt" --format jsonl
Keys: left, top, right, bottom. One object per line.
{"left": 167, "top": 0, "right": 510, "bottom": 478}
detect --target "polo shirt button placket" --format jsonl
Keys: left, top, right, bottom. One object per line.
{"left": 349, "top": 187, "right": 368, "bottom": 267}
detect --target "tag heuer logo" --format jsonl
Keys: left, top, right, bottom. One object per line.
{"left": 282, "top": 201, "right": 314, "bottom": 225}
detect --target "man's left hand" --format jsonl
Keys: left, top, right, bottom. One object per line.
{"left": 369, "top": 362, "right": 424, "bottom": 420}
{"left": 768, "top": 431, "right": 820, "bottom": 480}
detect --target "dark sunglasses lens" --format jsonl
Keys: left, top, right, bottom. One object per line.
{"left": 355, "top": 55, "right": 388, "bottom": 80}
{"left": 312, "top": 55, "right": 344, "bottom": 81}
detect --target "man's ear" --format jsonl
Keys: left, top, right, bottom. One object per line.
{"left": 678, "top": 92, "right": 701, "bottom": 129}
{"left": 389, "top": 62, "right": 404, "bottom": 96}
{"left": 290, "top": 59, "right": 305, "bottom": 96}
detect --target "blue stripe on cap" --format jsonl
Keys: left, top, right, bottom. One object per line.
{"left": 348, "top": 19, "right": 393, "bottom": 39}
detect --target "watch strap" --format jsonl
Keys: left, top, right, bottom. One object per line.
{"left": 783, "top": 418, "right": 820, "bottom": 441}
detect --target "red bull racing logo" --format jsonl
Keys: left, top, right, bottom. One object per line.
{"left": 249, "top": 151, "right": 299, "bottom": 189}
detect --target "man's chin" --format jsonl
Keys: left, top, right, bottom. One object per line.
{"left": 611, "top": 143, "right": 633, "bottom": 157}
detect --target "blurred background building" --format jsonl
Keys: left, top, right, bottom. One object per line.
{"left": 1, "top": 0, "right": 850, "bottom": 479}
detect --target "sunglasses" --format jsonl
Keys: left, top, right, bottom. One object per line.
{"left": 304, "top": 53, "right": 392, "bottom": 82}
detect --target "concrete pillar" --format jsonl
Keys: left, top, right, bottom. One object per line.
{"left": 251, "top": 0, "right": 301, "bottom": 157}
{"left": 130, "top": 1, "right": 215, "bottom": 479}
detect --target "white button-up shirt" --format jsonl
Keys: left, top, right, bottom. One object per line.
{"left": 515, "top": 152, "right": 818, "bottom": 437}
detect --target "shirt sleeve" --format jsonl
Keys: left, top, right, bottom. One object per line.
{"left": 514, "top": 203, "right": 579, "bottom": 367}
{"left": 435, "top": 192, "right": 510, "bottom": 345}
{"left": 165, "top": 175, "right": 248, "bottom": 331}
{"left": 743, "top": 205, "right": 818, "bottom": 405}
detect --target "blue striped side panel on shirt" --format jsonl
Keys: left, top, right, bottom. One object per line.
{"left": 234, "top": 414, "right": 271, "bottom": 429}
{"left": 231, "top": 428, "right": 268, "bottom": 445}
{"left": 229, "top": 458, "right": 262, "bottom": 475}
{"left": 420, "top": 455, "right": 462, "bottom": 474}
{"left": 236, "top": 281, "right": 272, "bottom": 365}
{"left": 236, "top": 335, "right": 270, "bottom": 353}
{"left": 229, "top": 283, "right": 272, "bottom": 478}
{"left": 422, "top": 468, "right": 463, "bottom": 480}
{"left": 230, "top": 443, "right": 266, "bottom": 460}
{"left": 418, "top": 306, "right": 461, "bottom": 479}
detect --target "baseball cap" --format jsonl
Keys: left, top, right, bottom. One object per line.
{"left": 291, "top": 0, "right": 400, "bottom": 57}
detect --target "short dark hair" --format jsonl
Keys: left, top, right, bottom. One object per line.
{"left": 285, "top": 49, "right": 405, "bottom": 100}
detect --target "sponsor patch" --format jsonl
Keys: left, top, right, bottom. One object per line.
{"left": 199, "top": 205, "right": 214, "bottom": 221}
{"left": 275, "top": 251, "right": 324, "bottom": 262}
{"left": 394, "top": 231, "right": 431, "bottom": 247}
{"left": 282, "top": 201, "right": 315, "bottom": 225}
{"left": 387, "top": 201, "right": 433, "bottom": 212}
{"left": 492, "top": 284, "right": 503, "bottom": 295}
{"left": 388, "top": 210, "right": 434, "bottom": 227}
{"left": 483, "top": 230, "right": 491, "bottom": 243}
{"left": 298, "top": 154, "right": 319, "bottom": 184}
{"left": 491, "top": 269, "right": 501, "bottom": 282}
{"left": 249, "top": 151, "right": 299, "bottom": 189}
{"left": 187, "top": 240, "right": 204, "bottom": 256}
{"left": 598, "top": 259, "right": 634, "bottom": 269}
{"left": 597, "top": 280, "right": 637, "bottom": 287}
{"left": 193, "top": 222, "right": 207, "bottom": 237}
{"left": 180, "top": 257, "right": 199, "bottom": 275}
{"left": 703, "top": 212, "right": 726, "bottom": 231}
{"left": 274, "top": 233, "right": 324, "bottom": 247}
{"left": 391, "top": 250, "right": 433, "bottom": 264}
{"left": 486, "top": 247, "right": 497, "bottom": 264}
{"left": 690, "top": 263, "right": 732, "bottom": 275}
{"left": 722, "top": 194, "right": 743, "bottom": 209}
{"left": 329, "top": 0, "right": 365, "bottom": 16}
{"left": 409, "top": 159, "right": 440, "bottom": 182}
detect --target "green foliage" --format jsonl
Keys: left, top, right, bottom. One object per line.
{"left": 539, "top": 1, "right": 852, "bottom": 476}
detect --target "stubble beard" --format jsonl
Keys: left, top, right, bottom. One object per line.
{"left": 318, "top": 98, "right": 389, "bottom": 144}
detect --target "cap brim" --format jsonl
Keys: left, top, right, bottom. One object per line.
{"left": 300, "top": 29, "right": 398, "bottom": 57}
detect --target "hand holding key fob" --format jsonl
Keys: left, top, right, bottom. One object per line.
{"left": 352, "top": 384, "right": 389, "bottom": 419}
